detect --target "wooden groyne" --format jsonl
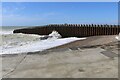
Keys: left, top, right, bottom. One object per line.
{"left": 13, "top": 24, "right": 120, "bottom": 38}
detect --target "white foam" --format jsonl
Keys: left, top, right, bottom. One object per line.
{"left": 1, "top": 31, "right": 86, "bottom": 54}
{"left": 1, "top": 37, "right": 86, "bottom": 54}
{"left": 14, "top": 33, "right": 44, "bottom": 37}
{"left": 115, "top": 33, "right": 120, "bottom": 41}
{"left": 48, "top": 30, "right": 62, "bottom": 39}
{"left": 0, "top": 30, "right": 13, "bottom": 35}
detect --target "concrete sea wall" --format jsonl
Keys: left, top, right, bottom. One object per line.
{"left": 13, "top": 24, "right": 120, "bottom": 38}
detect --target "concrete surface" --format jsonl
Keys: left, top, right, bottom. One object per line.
{"left": 2, "top": 47, "right": 118, "bottom": 78}
{"left": 2, "top": 35, "right": 119, "bottom": 78}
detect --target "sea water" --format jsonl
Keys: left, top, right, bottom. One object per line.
{"left": 1, "top": 26, "right": 29, "bottom": 34}
{"left": 0, "top": 26, "right": 86, "bottom": 54}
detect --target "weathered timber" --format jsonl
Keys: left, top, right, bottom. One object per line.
{"left": 13, "top": 24, "right": 120, "bottom": 38}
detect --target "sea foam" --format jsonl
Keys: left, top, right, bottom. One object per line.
{"left": 1, "top": 31, "right": 86, "bottom": 54}
{"left": 0, "top": 30, "right": 13, "bottom": 35}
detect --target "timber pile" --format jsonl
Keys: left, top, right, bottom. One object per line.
{"left": 13, "top": 24, "right": 120, "bottom": 38}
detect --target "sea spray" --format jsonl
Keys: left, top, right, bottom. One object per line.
{"left": 48, "top": 30, "right": 62, "bottom": 39}
{"left": 40, "top": 31, "right": 61, "bottom": 40}
{"left": 115, "top": 33, "right": 120, "bottom": 41}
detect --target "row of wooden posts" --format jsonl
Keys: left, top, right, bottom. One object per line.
{"left": 47, "top": 24, "right": 119, "bottom": 27}
{"left": 13, "top": 24, "right": 120, "bottom": 37}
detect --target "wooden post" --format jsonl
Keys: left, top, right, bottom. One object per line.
{"left": 86, "top": 24, "right": 88, "bottom": 36}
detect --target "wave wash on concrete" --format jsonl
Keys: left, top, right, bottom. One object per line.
{"left": 13, "top": 24, "right": 120, "bottom": 38}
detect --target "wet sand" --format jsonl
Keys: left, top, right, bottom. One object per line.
{"left": 1, "top": 35, "right": 119, "bottom": 78}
